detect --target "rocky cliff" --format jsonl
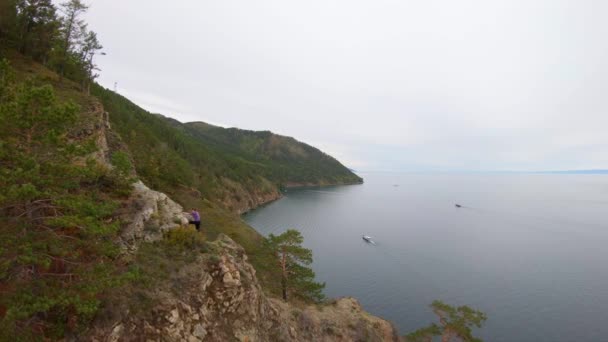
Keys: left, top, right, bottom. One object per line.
{"left": 75, "top": 99, "right": 400, "bottom": 341}
{"left": 88, "top": 234, "right": 401, "bottom": 342}
{"left": 118, "top": 180, "right": 190, "bottom": 249}
{"left": 214, "top": 177, "right": 283, "bottom": 215}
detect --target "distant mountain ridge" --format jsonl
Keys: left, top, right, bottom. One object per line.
{"left": 536, "top": 169, "right": 608, "bottom": 174}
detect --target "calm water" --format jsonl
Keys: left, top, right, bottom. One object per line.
{"left": 243, "top": 173, "right": 608, "bottom": 342}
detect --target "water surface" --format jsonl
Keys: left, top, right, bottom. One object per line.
{"left": 243, "top": 173, "right": 608, "bottom": 341}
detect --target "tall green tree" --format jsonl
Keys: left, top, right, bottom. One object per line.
{"left": 15, "top": 0, "right": 59, "bottom": 62}
{"left": 57, "top": 0, "right": 88, "bottom": 78}
{"left": 405, "top": 300, "right": 487, "bottom": 342}
{"left": 78, "top": 29, "right": 102, "bottom": 94}
{"left": 266, "top": 229, "right": 325, "bottom": 302}
{"left": 0, "top": 0, "right": 19, "bottom": 48}
{"left": 1, "top": 0, "right": 104, "bottom": 89}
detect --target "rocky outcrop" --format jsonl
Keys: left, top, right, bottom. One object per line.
{"left": 69, "top": 100, "right": 113, "bottom": 167}
{"left": 270, "top": 297, "right": 401, "bottom": 342}
{"left": 216, "top": 177, "right": 283, "bottom": 214}
{"left": 88, "top": 234, "right": 401, "bottom": 342}
{"left": 117, "top": 181, "right": 189, "bottom": 250}
{"left": 68, "top": 100, "right": 190, "bottom": 250}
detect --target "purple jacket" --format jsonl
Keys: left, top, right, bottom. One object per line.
{"left": 191, "top": 210, "right": 200, "bottom": 222}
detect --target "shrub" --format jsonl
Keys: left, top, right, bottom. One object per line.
{"left": 164, "top": 227, "right": 206, "bottom": 250}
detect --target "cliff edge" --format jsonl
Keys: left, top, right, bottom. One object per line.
{"left": 78, "top": 103, "right": 399, "bottom": 341}
{"left": 88, "top": 234, "right": 400, "bottom": 342}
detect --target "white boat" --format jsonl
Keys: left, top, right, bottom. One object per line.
{"left": 362, "top": 235, "right": 376, "bottom": 244}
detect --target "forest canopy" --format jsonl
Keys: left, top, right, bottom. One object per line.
{"left": 0, "top": 0, "right": 103, "bottom": 93}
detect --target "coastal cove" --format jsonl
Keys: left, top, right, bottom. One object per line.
{"left": 244, "top": 172, "right": 608, "bottom": 342}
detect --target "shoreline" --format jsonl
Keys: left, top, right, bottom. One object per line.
{"left": 240, "top": 180, "right": 364, "bottom": 216}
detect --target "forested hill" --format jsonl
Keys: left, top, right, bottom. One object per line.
{"left": 185, "top": 121, "right": 361, "bottom": 187}
{"left": 92, "top": 85, "right": 362, "bottom": 213}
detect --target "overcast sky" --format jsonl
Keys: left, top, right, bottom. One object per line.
{"left": 84, "top": 0, "right": 608, "bottom": 171}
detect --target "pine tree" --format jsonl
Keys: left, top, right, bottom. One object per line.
{"left": 78, "top": 30, "right": 102, "bottom": 94}
{"left": 405, "top": 300, "right": 487, "bottom": 342}
{"left": 0, "top": 0, "right": 19, "bottom": 48}
{"left": 57, "top": 0, "right": 88, "bottom": 78}
{"left": 15, "top": 0, "right": 59, "bottom": 62}
{"left": 266, "top": 229, "right": 325, "bottom": 302}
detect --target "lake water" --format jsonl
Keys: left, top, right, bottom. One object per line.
{"left": 243, "top": 172, "right": 608, "bottom": 342}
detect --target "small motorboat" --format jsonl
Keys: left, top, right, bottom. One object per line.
{"left": 362, "top": 235, "right": 376, "bottom": 244}
{"left": 455, "top": 204, "right": 462, "bottom": 208}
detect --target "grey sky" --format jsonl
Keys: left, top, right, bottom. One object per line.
{"left": 84, "top": 0, "right": 608, "bottom": 171}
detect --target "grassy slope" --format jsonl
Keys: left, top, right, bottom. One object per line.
{"left": 5, "top": 49, "right": 93, "bottom": 109}
{"left": 0, "top": 51, "right": 143, "bottom": 338}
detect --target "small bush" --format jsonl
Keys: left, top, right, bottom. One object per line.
{"left": 164, "top": 227, "right": 206, "bottom": 250}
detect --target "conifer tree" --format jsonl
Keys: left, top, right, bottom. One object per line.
{"left": 406, "top": 300, "right": 487, "bottom": 342}
{"left": 57, "top": 0, "right": 88, "bottom": 78}
{"left": 266, "top": 229, "right": 325, "bottom": 302}
{"left": 15, "top": 0, "right": 59, "bottom": 62}
{"left": 78, "top": 30, "right": 102, "bottom": 94}
{"left": 0, "top": 0, "right": 18, "bottom": 45}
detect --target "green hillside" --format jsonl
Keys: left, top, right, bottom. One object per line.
{"left": 91, "top": 84, "right": 362, "bottom": 212}
{"left": 0, "top": 52, "right": 360, "bottom": 336}
{"left": 185, "top": 121, "right": 362, "bottom": 186}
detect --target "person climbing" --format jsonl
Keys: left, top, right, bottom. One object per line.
{"left": 189, "top": 208, "right": 201, "bottom": 231}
